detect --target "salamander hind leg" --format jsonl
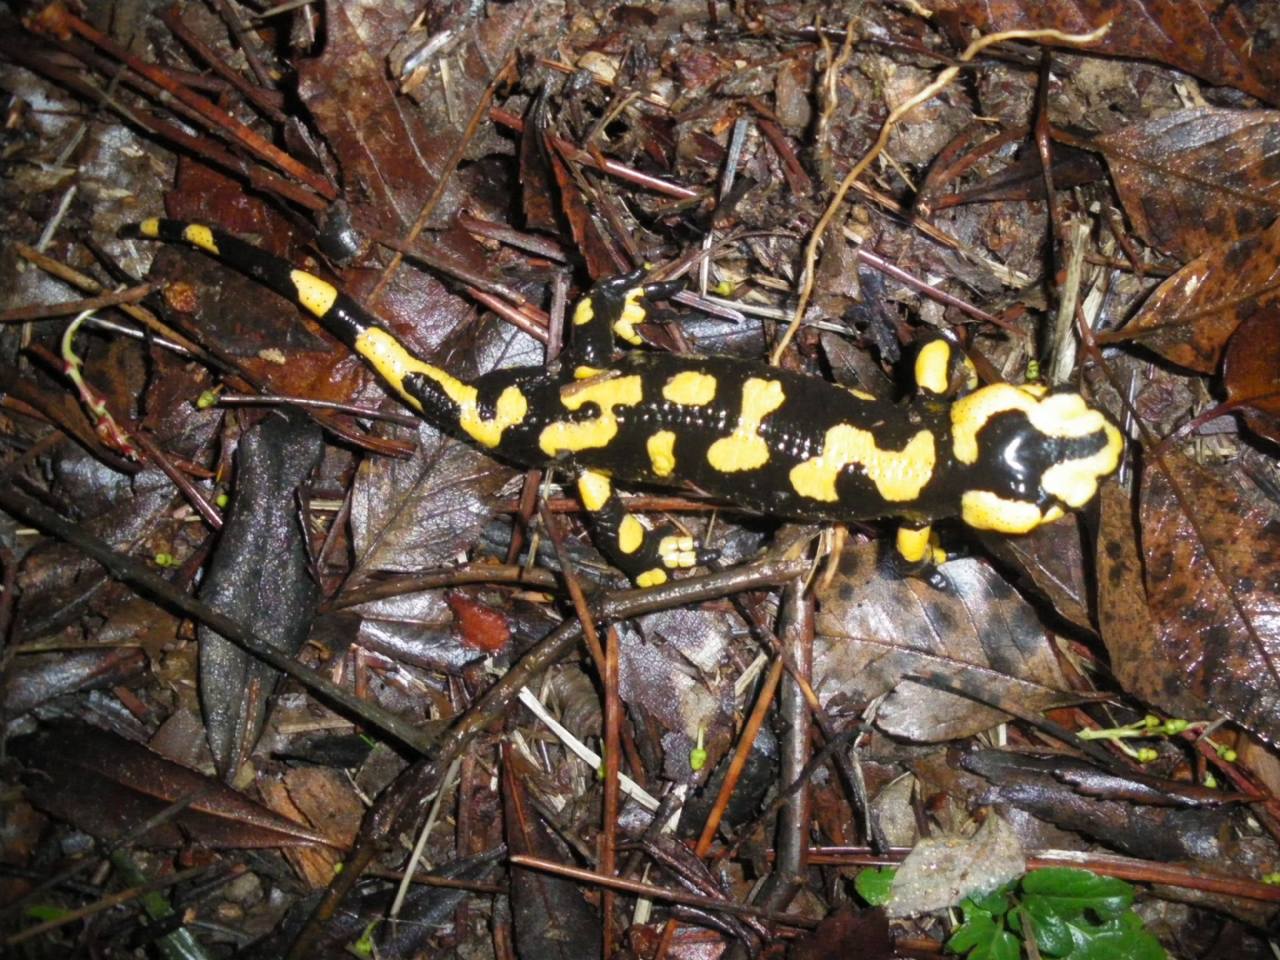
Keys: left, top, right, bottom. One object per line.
{"left": 565, "top": 269, "right": 683, "bottom": 371}
{"left": 576, "top": 469, "right": 716, "bottom": 587}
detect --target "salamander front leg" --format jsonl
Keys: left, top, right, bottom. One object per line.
{"left": 914, "top": 337, "right": 978, "bottom": 399}
{"left": 565, "top": 270, "right": 684, "bottom": 371}
{"left": 892, "top": 522, "right": 950, "bottom": 587}
{"left": 576, "top": 469, "right": 715, "bottom": 587}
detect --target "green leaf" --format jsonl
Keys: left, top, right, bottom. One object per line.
{"left": 1069, "top": 914, "right": 1166, "bottom": 960}
{"left": 1017, "top": 898, "right": 1074, "bottom": 956}
{"left": 966, "top": 886, "right": 1013, "bottom": 919}
{"left": 854, "top": 867, "right": 896, "bottom": 906}
{"left": 947, "top": 914, "right": 1020, "bottom": 960}
{"left": 1021, "top": 868, "right": 1134, "bottom": 921}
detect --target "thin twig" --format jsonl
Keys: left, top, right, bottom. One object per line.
{"left": 771, "top": 24, "right": 1111, "bottom": 365}
{"left": 508, "top": 855, "right": 819, "bottom": 929}
{"left": 0, "top": 284, "right": 157, "bottom": 323}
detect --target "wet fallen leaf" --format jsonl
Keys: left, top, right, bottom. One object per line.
{"left": 1, "top": 647, "right": 146, "bottom": 719}
{"left": 1106, "top": 215, "right": 1280, "bottom": 373}
{"left": 1096, "top": 486, "right": 1206, "bottom": 720}
{"left": 296, "top": 3, "right": 459, "bottom": 235}
{"left": 351, "top": 423, "right": 511, "bottom": 575}
{"left": 1095, "top": 108, "right": 1280, "bottom": 263}
{"left": 980, "top": 517, "right": 1091, "bottom": 633}
{"left": 13, "top": 722, "right": 331, "bottom": 848}
{"left": 964, "top": 751, "right": 1236, "bottom": 863}
{"left": 348, "top": 321, "right": 536, "bottom": 577}
{"left": 502, "top": 745, "right": 601, "bottom": 960}
{"left": 790, "top": 905, "right": 894, "bottom": 960}
{"left": 815, "top": 545, "right": 1070, "bottom": 741}
{"left": 1223, "top": 307, "right": 1280, "bottom": 444}
{"left": 1141, "top": 452, "right": 1280, "bottom": 744}
{"left": 619, "top": 607, "right": 736, "bottom": 753}
{"left": 887, "top": 814, "right": 1025, "bottom": 918}
{"left": 199, "top": 412, "right": 322, "bottom": 781}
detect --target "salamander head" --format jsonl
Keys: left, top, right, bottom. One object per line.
{"left": 949, "top": 382, "right": 1123, "bottom": 534}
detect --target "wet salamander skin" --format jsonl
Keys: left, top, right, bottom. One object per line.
{"left": 124, "top": 219, "right": 1124, "bottom": 585}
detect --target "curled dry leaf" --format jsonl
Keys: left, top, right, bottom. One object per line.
{"left": 1106, "top": 215, "right": 1280, "bottom": 373}
{"left": 1141, "top": 452, "right": 1280, "bottom": 744}
{"left": 12, "top": 722, "right": 331, "bottom": 848}
{"left": 1095, "top": 109, "right": 1280, "bottom": 263}
{"left": 1223, "top": 307, "right": 1280, "bottom": 444}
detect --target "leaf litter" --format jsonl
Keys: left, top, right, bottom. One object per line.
{"left": 2, "top": 0, "right": 1280, "bottom": 956}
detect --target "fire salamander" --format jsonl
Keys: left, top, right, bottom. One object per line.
{"left": 124, "top": 219, "right": 1124, "bottom": 587}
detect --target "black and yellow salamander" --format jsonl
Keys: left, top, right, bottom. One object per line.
{"left": 123, "top": 219, "right": 1124, "bottom": 587}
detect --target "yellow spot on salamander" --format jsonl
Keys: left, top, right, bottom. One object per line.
{"left": 354, "top": 326, "right": 527, "bottom": 448}
{"left": 646, "top": 430, "right": 677, "bottom": 477}
{"left": 1041, "top": 420, "right": 1124, "bottom": 508}
{"left": 612, "top": 288, "right": 647, "bottom": 345}
{"left": 573, "top": 297, "right": 595, "bottom": 326}
{"left": 575, "top": 365, "right": 605, "bottom": 380}
{"left": 706, "top": 378, "right": 784, "bottom": 473}
{"left": 618, "top": 515, "right": 645, "bottom": 554}
{"left": 539, "top": 375, "right": 644, "bottom": 455}
{"left": 847, "top": 386, "right": 877, "bottom": 402}
{"left": 662, "top": 371, "right": 717, "bottom": 406}
{"left": 790, "top": 426, "right": 936, "bottom": 502}
{"left": 138, "top": 217, "right": 161, "bottom": 238}
{"left": 951, "top": 384, "right": 1114, "bottom": 464}
{"left": 915, "top": 340, "right": 953, "bottom": 395}
{"left": 658, "top": 535, "right": 698, "bottom": 568}
{"left": 577, "top": 470, "right": 613, "bottom": 511}
{"left": 181, "top": 223, "right": 219, "bottom": 255}
{"left": 290, "top": 270, "right": 338, "bottom": 319}
{"left": 896, "top": 525, "right": 932, "bottom": 564}
{"left": 636, "top": 568, "right": 668, "bottom": 588}
{"left": 960, "top": 490, "right": 1046, "bottom": 534}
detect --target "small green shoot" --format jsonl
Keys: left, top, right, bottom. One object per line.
{"left": 1076, "top": 714, "right": 1236, "bottom": 767}
{"left": 690, "top": 726, "right": 707, "bottom": 772}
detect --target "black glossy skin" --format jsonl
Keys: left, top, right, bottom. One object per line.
{"left": 124, "top": 218, "right": 1122, "bottom": 582}
{"left": 445, "top": 353, "right": 966, "bottom": 524}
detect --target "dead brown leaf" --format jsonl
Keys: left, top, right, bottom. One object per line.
{"left": 1223, "top": 307, "right": 1280, "bottom": 444}
{"left": 1095, "top": 109, "right": 1280, "bottom": 263}
{"left": 815, "top": 545, "right": 1070, "bottom": 741}
{"left": 1105, "top": 215, "right": 1280, "bottom": 372}
{"left": 1097, "top": 485, "right": 1207, "bottom": 719}
{"left": 13, "top": 722, "right": 331, "bottom": 848}
{"left": 1141, "top": 452, "right": 1280, "bottom": 743}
